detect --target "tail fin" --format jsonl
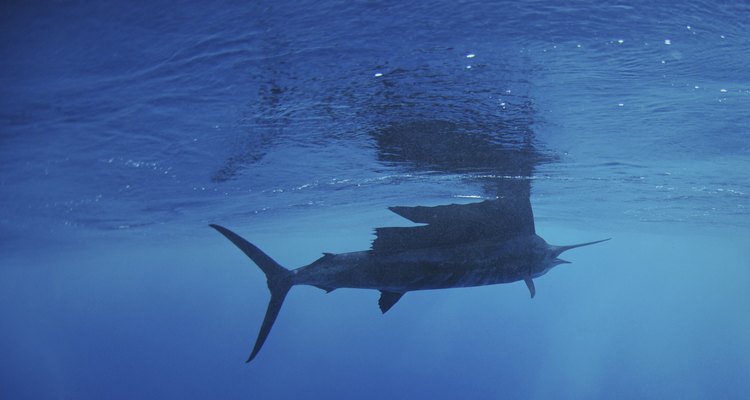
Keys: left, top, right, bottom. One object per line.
{"left": 209, "top": 224, "right": 293, "bottom": 363}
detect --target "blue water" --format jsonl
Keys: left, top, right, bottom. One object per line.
{"left": 2, "top": 1, "right": 749, "bottom": 398}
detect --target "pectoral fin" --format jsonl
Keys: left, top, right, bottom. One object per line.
{"left": 524, "top": 277, "right": 536, "bottom": 298}
{"left": 378, "top": 291, "right": 405, "bottom": 313}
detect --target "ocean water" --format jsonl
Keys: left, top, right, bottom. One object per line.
{"left": 1, "top": 0, "right": 749, "bottom": 399}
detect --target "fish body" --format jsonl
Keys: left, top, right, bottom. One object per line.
{"left": 294, "top": 235, "right": 552, "bottom": 292}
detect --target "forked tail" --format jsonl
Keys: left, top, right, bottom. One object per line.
{"left": 209, "top": 224, "right": 293, "bottom": 363}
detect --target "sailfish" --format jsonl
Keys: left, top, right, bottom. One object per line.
{"left": 210, "top": 197, "right": 608, "bottom": 363}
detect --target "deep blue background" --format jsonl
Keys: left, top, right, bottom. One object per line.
{"left": 1, "top": 1, "right": 749, "bottom": 399}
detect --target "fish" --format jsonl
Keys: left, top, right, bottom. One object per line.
{"left": 210, "top": 198, "right": 609, "bottom": 362}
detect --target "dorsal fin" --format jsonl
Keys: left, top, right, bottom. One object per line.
{"left": 372, "top": 198, "right": 535, "bottom": 253}
{"left": 378, "top": 291, "right": 405, "bottom": 313}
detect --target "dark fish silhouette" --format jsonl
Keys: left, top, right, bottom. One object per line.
{"left": 210, "top": 198, "right": 608, "bottom": 363}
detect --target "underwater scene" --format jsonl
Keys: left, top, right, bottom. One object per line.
{"left": 1, "top": 1, "right": 749, "bottom": 399}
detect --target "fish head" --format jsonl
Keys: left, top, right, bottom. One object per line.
{"left": 534, "top": 237, "right": 610, "bottom": 277}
